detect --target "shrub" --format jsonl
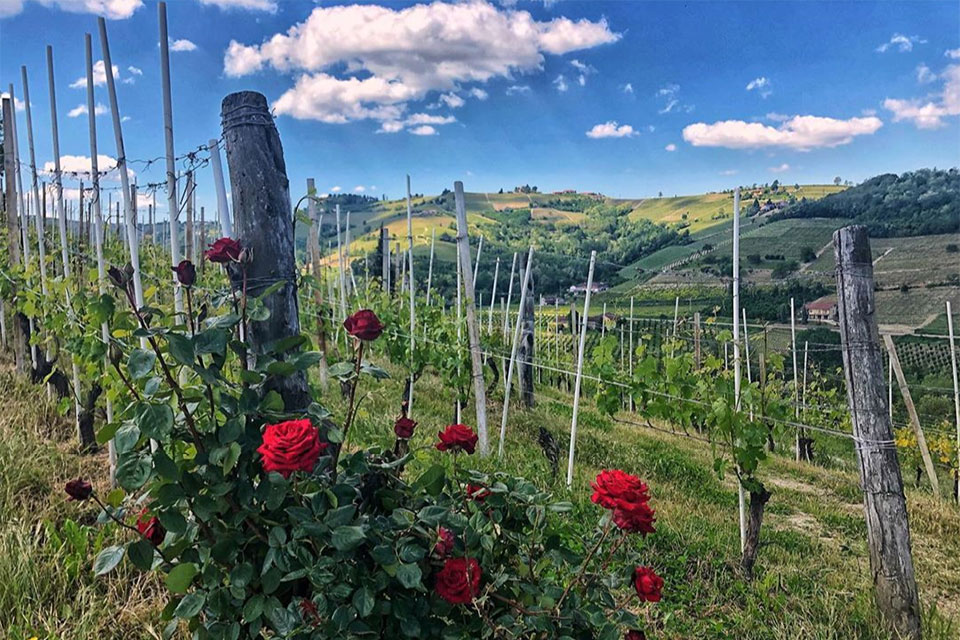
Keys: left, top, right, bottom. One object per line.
{"left": 73, "top": 254, "right": 661, "bottom": 639}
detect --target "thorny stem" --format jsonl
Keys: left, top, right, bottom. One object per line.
{"left": 557, "top": 518, "right": 613, "bottom": 609}
{"left": 111, "top": 361, "right": 141, "bottom": 401}
{"left": 91, "top": 493, "right": 174, "bottom": 565}
{"left": 185, "top": 286, "right": 195, "bottom": 337}
{"left": 334, "top": 339, "right": 365, "bottom": 471}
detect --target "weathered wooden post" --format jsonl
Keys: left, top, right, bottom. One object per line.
{"left": 498, "top": 246, "right": 534, "bottom": 457}
{"left": 2, "top": 96, "right": 30, "bottom": 373}
{"left": 566, "top": 251, "right": 597, "bottom": 486}
{"left": 306, "top": 178, "right": 329, "bottom": 392}
{"left": 221, "top": 91, "right": 310, "bottom": 410}
{"left": 185, "top": 171, "right": 194, "bottom": 265}
{"left": 519, "top": 259, "right": 535, "bottom": 407}
{"left": 453, "top": 181, "right": 488, "bottom": 454}
{"left": 834, "top": 225, "right": 921, "bottom": 640}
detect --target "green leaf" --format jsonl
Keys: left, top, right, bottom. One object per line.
{"left": 396, "top": 563, "right": 422, "bottom": 589}
{"left": 96, "top": 421, "right": 119, "bottom": 445}
{"left": 127, "top": 539, "right": 156, "bottom": 571}
{"left": 166, "top": 333, "right": 195, "bottom": 366}
{"left": 260, "top": 390, "right": 284, "bottom": 412}
{"left": 353, "top": 586, "right": 375, "bottom": 617}
{"left": 360, "top": 362, "right": 390, "bottom": 380}
{"left": 413, "top": 465, "right": 445, "bottom": 497}
{"left": 127, "top": 348, "right": 156, "bottom": 380}
{"left": 266, "top": 361, "right": 296, "bottom": 377}
{"left": 328, "top": 361, "right": 355, "bottom": 379}
{"left": 242, "top": 594, "right": 265, "bottom": 622}
{"left": 166, "top": 563, "right": 199, "bottom": 594}
{"left": 137, "top": 403, "right": 174, "bottom": 440}
{"left": 331, "top": 525, "right": 366, "bottom": 551}
{"left": 114, "top": 423, "right": 141, "bottom": 454}
{"left": 222, "top": 441, "right": 241, "bottom": 474}
{"left": 115, "top": 453, "right": 152, "bottom": 490}
{"left": 194, "top": 328, "right": 227, "bottom": 356}
{"left": 207, "top": 313, "right": 241, "bottom": 330}
{"left": 93, "top": 546, "right": 125, "bottom": 575}
{"left": 174, "top": 592, "right": 206, "bottom": 619}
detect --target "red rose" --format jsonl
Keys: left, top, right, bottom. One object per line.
{"left": 172, "top": 260, "right": 196, "bottom": 286}
{"left": 465, "top": 483, "right": 490, "bottom": 502}
{"left": 299, "top": 599, "right": 321, "bottom": 627}
{"left": 612, "top": 501, "right": 656, "bottom": 536}
{"left": 394, "top": 416, "right": 417, "bottom": 439}
{"left": 625, "top": 631, "right": 646, "bottom": 640}
{"left": 434, "top": 527, "right": 455, "bottom": 558}
{"left": 205, "top": 237, "right": 242, "bottom": 263}
{"left": 343, "top": 309, "right": 385, "bottom": 341}
{"left": 436, "top": 424, "right": 478, "bottom": 454}
{"left": 434, "top": 557, "right": 481, "bottom": 605}
{"left": 633, "top": 566, "right": 663, "bottom": 603}
{"left": 257, "top": 419, "right": 326, "bottom": 478}
{"left": 65, "top": 478, "right": 93, "bottom": 501}
{"left": 591, "top": 469, "right": 650, "bottom": 511}
{"left": 136, "top": 509, "right": 166, "bottom": 546}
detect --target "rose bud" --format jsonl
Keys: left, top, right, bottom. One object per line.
{"left": 394, "top": 416, "right": 417, "bottom": 439}
{"left": 625, "top": 631, "right": 647, "bottom": 640}
{"left": 64, "top": 478, "right": 93, "bottom": 501}
{"left": 136, "top": 509, "right": 166, "bottom": 547}
{"left": 633, "top": 566, "right": 664, "bottom": 603}
{"left": 172, "top": 260, "right": 196, "bottom": 287}
{"left": 436, "top": 424, "right": 479, "bottom": 454}
{"left": 205, "top": 237, "right": 243, "bottom": 264}
{"left": 238, "top": 247, "right": 253, "bottom": 264}
{"left": 343, "top": 309, "right": 385, "bottom": 342}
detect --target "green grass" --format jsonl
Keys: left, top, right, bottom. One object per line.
{"left": 3, "top": 346, "right": 959, "bottom": 639}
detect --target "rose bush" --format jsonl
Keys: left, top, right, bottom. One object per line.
{"left": 76, "top": 257, "right": 662, "bottom": 638}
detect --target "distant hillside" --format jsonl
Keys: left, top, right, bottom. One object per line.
{"left": 772, "top": 168, "right": 960, "bottom": 237}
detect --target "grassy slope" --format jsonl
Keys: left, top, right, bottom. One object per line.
{"left": 2, "top": 352, "right": 958, "bottom": 640}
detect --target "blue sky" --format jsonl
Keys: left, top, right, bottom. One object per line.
{"left": 1, "top": 0, "right": 958, "bottom": 222}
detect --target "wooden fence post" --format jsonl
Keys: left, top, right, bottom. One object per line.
{"left": 306, "top": 178, "right": 329, "bottom": 392}
{"left": 221, "top": 91, "right": 310, "bottom": 411}
{"left": 566, "top": 251, "right": 596, "bottom": 486}
{"left": 453, "top": 181, "right": 488, "bottom": 455}
{"left": 884, "top": 334, "right": 940, "bottom": 497}
{"left": 834, "top": 225, "right": 921, "bottom": 640}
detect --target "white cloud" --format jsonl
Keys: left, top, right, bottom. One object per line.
{"left": 41, "top": 154, "right": 134, "bottom": 181}
{"left": 170, "top": 39, "right": 197, "bottom": 52}
{"left": 682, "top": 114, "right": 883, "bottom": 150}
{"left": 469, "top": 87, "right": 488, "bottom": 100}
{"left": 439, "top": 93, "right": 465, "bottom": 108}
{"left": 506, "top": 85, "right": 531, "bottom": 95}
{"left": 409, "top": 125, "right": 437, "bottom": 136}
{"left": 586, "top": 120, "right": 637, "bottom": 139}
{"left": 769, "top": 163, "right": 790, "bottom": 173}
{"left": 67, "top": 102, "right": 108, "bottom": 117}
{"left": 69, "top": 60, "right": 118, "bottom": 89}
{"left": 622, "top": 82, "right": 633, "bottom": 94}
{"left": 883, "top": 64, "right": 960, "bottom": 129}
{"left": 379, "top": 112, "right": 456, "bottom": 133}
{"left": 719, "top": 169, "right": 738, "bottom": 176}
{"left": 330, "top": 185, "right": 342, "bottom": 193}
{"left": 0, "top": 92, "right": 26, "bottom": 112}
{"left": 2, "top": 0, "right": 142, "bottom": 19}
{"left": 553, "top": 74, "right": 568, "bottom": 92}
{"left": 197, "top": 0, "right": 276, "bottom": 11}
{"left": 664, "top": 143, "right": 677, "bottom": 152}
{"left": 916, "top": 64, "right": 936, "bottom": 84}
{"left": 655, "top": 83, "right": 692, "bottom": 114}
{"left": 570, "top": 58, "right": 596, "bottom": 86}
{"left": 128, "top": 65, "right": 142, "bottom": 76}
{"left": 746, "top": 76, "right": 772, "bottom": 98}
{"left": 353, "top": 185, "right": 366, "bottom": 192}
{"left": 223, "top": 1, "right": 618, "bottom": 127}
{"left": 861, "top": 108, "right": 877, "bottom": 116}
{"left": 876, "top": 33, "right": 926, "bottom": 53}
{"left": 765, "top": 112, "right": 790, "bottom": 122}
{"left": 947, "top": 48, "right": 960, "bottom": 60}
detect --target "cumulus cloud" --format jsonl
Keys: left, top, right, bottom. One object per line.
{"left": 198, "top": 0, "right": 276, "bottom": 11}
{"left": 506, "top": 84, "right": 531, "bottom": 95}
{"left": 622, "top": 82, "right": 633, "bottom": 94}
{"left": 586, "top": 120, "right": 637, "bottom": 138}
{"left": 876, "top": 33, "right": 926, "bottom": 53}
{"left": 916, "top": 64, "right": 936, "bottom": 84}
{"left": 353, "top": 185, "right": 366, "bottom": 192}
{"left": 223, "top": 1, "right": 618, "bottom": 127}
{"left": 409, "top": 125, "right": 437, "bottom": 136}
{"left": 330, "top": 186, "right": 342, "bottom": 193}
{"left": 682, "top": 114, "right": 883, "bottom": 150}
{"left": 553, "top": 74, "right": 568, "bottom": 92}
{"left": 765, "top": 112, "right": 790, "bottom": 122}
{"left": 41, "top": 154, "right": 134, "bottom": 181}
{"left": 379, "top": 112, "right": 456, "bottom": 134}
{"left": 569, "top": 58, "right": 596, "bottom": 86}
{"left": 664, "top": 143, "right": 677, "bottom": 152}
{"left": 746, "top": 76, "right": 772, "bottom": 98}
{"left": 769, "top": 163, "right": 790, "bottom": 173}
{"left": 170, "top": 39, "right": 197, "bottom": 52}
{"left": 469, "top": 87, "right": 488, "bottom": 100}
{"left": 947, "top": 48, "right": 960, "bottom": 60}
{"left": 439, "top": 93, "right": 465, "bottom": 108}
{"left": 67, "top": 102, "right": 108, "bottom": 117}
{"left": 2, "top": 0, "right": 141, "bottom": 19}
{"left": 883, "top": 64, "right": 960, "bottom": 129}
{"left": 69, "top": 60, "right": 118, "bottom": 89}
